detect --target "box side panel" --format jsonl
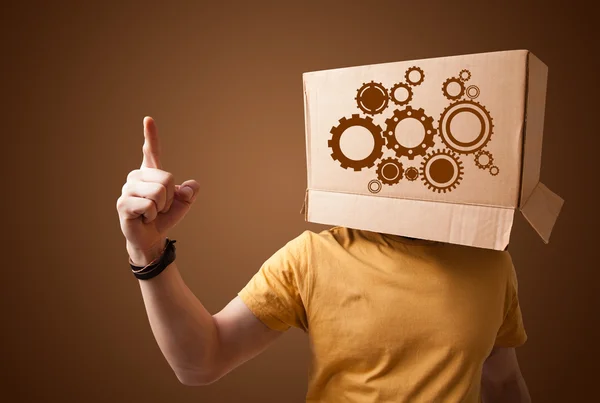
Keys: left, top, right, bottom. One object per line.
{"left": 520, "top": 52, "right": 549, "bottom": 206}
{"left": 306, "top": 189, "right": 515, "bottom": 251}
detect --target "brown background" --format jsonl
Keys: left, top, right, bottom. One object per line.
{"left": 1, "top": 1, "right": 597, "bottom": 402}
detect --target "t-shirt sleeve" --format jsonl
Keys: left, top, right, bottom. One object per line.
{"left": 238, "top": 231, "right": 312, "bottom": 333}
{"left": 494, "top": 257, "right": 528, "bottom": 347}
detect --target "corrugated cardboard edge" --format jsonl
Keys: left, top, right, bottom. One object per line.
{"left": 520, "top": 182, "right": 564, "bottom": 243}
{"left": 300, "top": 72, "right": 312, "bottom": 219}
{"left": 305, "top": 189, "right": 515, "bottom": 251}
{"left": 518, "top": 51, "right": 565, "bottom": 242}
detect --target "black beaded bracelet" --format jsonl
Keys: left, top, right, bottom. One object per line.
{"left": 129, "top": 239, "right": 177, "bottom": 280}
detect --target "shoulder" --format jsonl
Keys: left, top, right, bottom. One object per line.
{"left": 281, "top": 226, "right": 360, "bottom": 257}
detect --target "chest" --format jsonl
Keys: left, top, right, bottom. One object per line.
{"left": 306, "top": 265, "right": 505, "bottom": 364}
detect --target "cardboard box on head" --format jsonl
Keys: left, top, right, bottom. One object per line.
{"left": 301, "top": 49, "right": 564, "bottom": 251}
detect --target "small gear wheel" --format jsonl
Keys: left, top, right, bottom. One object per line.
{"left": 405, "top": 166, "right": 419, "bottom": 181}
{"left": 459, "top": 69, "right": 471, "bottom": 82}
{"left": 390, "top": 82, "right": 413, "bottom": 106}
{"left": 442, "top": 77, "right": 465, "bottom": 100}
{"left": 329, "top": 114, "right": 385, "bottom": 171}
{"left": 438, "top": 99, "right": 494, "bottom": 154}
{"left": 489, "top": 165, "right": 500, "bottom": 176}
{"left": 368, "top": 179, "right": 382, "bottom": 193}
{"left": 355, "top": 81, "right": 389, "bottom": 115}
{"left": 376, "top": 157, "right": 404, "bottom": 185}
{"left": 420, "top": 149, "right": 464, "bottom": 193}
{"left": 383, "top": 106, "right": 436, "bottom": 160}
{"left": 405, "top": 66, "right": 425, "bottom": 86}
{"left": 474, "top": 149, "right": 494, "bottom": 170}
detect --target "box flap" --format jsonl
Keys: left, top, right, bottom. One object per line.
{"left": 519, "top": 182, "right": 564, "bottom": 243}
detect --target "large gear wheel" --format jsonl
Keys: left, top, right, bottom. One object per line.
{"left": 383, "top": 106, "right": 436, "bottom": 160}
{"left": 390, "top": 82, "right": 413, "bottom": 106}
{"left": 328, "top": 114, "right": 385, "bottom": 171}
{"left": 405, "top": 66, "right": 425, "bottom": 86}
{"left": 442, "top": 77, "right": 465, "bottom": 100}
{"left": 438, "top": 99, "right": 494, "bottom": 154}
{"left": 376, "top": 157, "right": 404, "bottom": 185}
{"left": 420, "top": 149, "right": 464, "bottom": 193}
{"left": 355, "top": 81, "right": 389, "bottom": 115}
{"left": 474, "top": 149, "right": 494, "bottom": 170}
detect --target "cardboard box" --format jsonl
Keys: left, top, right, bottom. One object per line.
{"left": 301, "top": 50, "right": 564, "bottom": 250}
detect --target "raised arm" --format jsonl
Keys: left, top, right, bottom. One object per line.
{"left": 116, "top": 117, "right": 283, "bottom": 385}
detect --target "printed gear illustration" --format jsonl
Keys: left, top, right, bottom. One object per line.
{"left": 466, "top": 85, "right": 480, "bottom": 99}
{"left": 489, "top": 165, "right": 500, "bottom": 176}
{"left": 474, "top": 149, "right": 494, "bottom": 170}
{"left": 405, "top": 66, "right": 425, "bottom": 86}
{"left": 442, "top": 77, "right": 465, "bottom": 101}
{"left": 459, "top": 69, "right": 472, "bottom": 82}
{"left": 368, "top": 179, "right": 382, "bottom": 193}
{"left": 390, "top": 82, "right": 413, "bottom": 106}
{"left": 383, "top": 106, "right": 436, "bottom": 160}
{"left": 438, "top": 99, "right": 494, "bottom": 154}
{"left": 404, "top": 167, "right": 419, "bottom": 181}
{"left": 355, "top": 81, "right": 389, "bottom": 115}
{"left": 420, "top": 149, "right": 464, "bottom": 193}
{"left": 376, "top": 157, "right": 404, "bottom": 185}
{"left": 329, "top": 114, "right": 385, "bottom": 171}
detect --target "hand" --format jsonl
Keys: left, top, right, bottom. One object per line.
{"left": 116, "top": 116, "right": 200, "bottom": 265}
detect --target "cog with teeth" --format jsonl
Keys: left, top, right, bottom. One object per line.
{"left": 474, "top": 149, "right": 494, "bottom": 170}
{"left": 328, "top": 114, "right": 385, "bottom": 171}
{"left": 404, "top": 167, "right": 419, "bottom": 181}
{"left": 405, "top": 66, "right": 425, "bottom": 86}
{"left": 355, "top": 81, "right": 389, "bottom": 115}
{"left": 383, "top": 106, "right": 437, "bottom": 160}
{"left": 420, "top": 149, "right": 464, "bottom": 193}
{"left": 442, "top": 77, "right": 466, "bottom": 100}
{"left": 438, "top": 99, "right": 494, "bottom": 155}
{"left": 376, "top": 157, "right": 404, "bottom": 185}
{"left": 390, "top": 82, "right": 413, "bottom": 106}
{"left": 459, "top": 69, "right": 471, "bottom": 82}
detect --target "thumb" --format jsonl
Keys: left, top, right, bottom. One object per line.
{"left": 174, "top": 179, "right": 200, "bottom": 203}
{"left": 154, "top": 179, "right": 200, "bottom": 234}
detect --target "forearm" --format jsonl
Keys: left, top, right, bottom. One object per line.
{"left": 482, "top": 373, "right": 531, "bottom": 403}
{"left": 137, "top": 261, "right": 219, "bottom": 385}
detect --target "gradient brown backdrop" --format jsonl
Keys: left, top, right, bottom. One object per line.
{"left": 1, "top": 1, "right": 597, "bottom": 402}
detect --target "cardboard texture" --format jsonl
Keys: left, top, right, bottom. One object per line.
{"left": 301, "top": 50, "right": 564, "bottom": 250}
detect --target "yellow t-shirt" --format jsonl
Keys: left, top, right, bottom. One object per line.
{"left": 238, "top": 226, "right": 527, "bottom": 403}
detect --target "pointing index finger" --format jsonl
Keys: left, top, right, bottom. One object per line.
{"left": 141, "top": 116, "right": 162, "bottom": 169}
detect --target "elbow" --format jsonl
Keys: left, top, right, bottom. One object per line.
{"left": 175, "top": 368, "right": 220, "bottom": 387}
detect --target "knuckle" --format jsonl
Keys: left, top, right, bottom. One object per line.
{"left": 145, "top": 198, "right": 157, "bottom": 214}
{"left": 156, "top": 183, "right": 167, "bottom": 200}
{"left": 127, "top": 169, "right": 140, "bottom": 182}
{"left": 164, "top": 172, "right": 175, "bottom": 185}
{"left": 116, "top": 196, "right": 125, "bottom": 210}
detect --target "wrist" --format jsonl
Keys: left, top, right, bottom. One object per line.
{"left": 127, "top": 239, "right": 167, "bottom": 266}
